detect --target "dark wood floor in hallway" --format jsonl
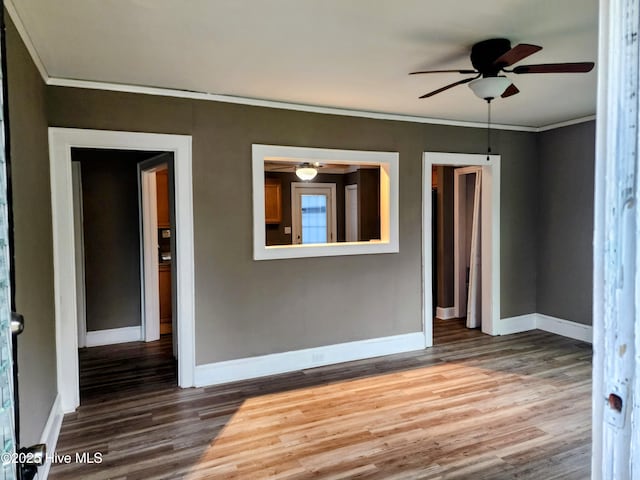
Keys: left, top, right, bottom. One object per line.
{"left": 49, "top": 322, "right": 592, "bottom": 479}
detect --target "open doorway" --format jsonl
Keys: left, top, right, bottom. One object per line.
{"left": 49, "top": 128, "right": 195, "bottom": 413}
{"left": 431, "top": 164, "right": 482, "bottom": 344}
{"left": 422, "top": 152, "right": 500, "bottom": 348}
{"left": 70, "top": 148, "right": 177, "bottom": 403}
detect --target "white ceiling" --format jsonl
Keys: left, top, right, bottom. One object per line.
{"left": 11, "top": 0, "right": 598, "bottom": 128}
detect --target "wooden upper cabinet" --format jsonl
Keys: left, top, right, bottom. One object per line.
{"left": 156, "top": 169, "right": 170, "bottom": 228}
{"left": 264, "top": 177, "right": 282, "bottom": 224}
{"left": 159, "top": 263, "right": 172, "bottom": 335}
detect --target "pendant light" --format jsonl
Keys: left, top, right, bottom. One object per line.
{"left": 295, "top": 163, "right": 318, "bottom": 181}
{"left": 468, "top": 76, "right": 510, "bottom": 160}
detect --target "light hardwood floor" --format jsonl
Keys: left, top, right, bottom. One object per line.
{"left": 49, "top": 322, "right": 592, "bottom": 479}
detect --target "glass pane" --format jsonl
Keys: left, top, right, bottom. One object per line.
{"left": 301, "top": 195, "right": 327, "bottom": 244}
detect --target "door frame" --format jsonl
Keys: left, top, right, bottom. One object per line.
{"left": 48, "top": 128, "right": 195, "bottom": 413}
{"left": 138, "top": 154, "right": 174, "bottom": 345}
{"left": 291, "top": 182, "right": 337, "bottom": 244}
{"left": 139, "top": 162, "right": 161, "bottom": 343}
{"left": 71, "top": 161, "right": 87, "bottom": 348}
{"left": 453, "top": 166, "right": 482, "bottom": 319}
{"left": 422, "top": 152, "right": 500, "bottom": 347}
{"left": 345, "top": 184, "right": 358, "bottom": 242}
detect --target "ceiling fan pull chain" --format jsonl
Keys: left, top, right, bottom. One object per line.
{"left": 487, "top": 99, "right": 492, "bottom": 160}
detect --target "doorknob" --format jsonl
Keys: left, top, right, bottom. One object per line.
{"left": 11, "top": 312, "right": 23, "bottom": 335}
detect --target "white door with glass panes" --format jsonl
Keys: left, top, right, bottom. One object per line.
{"left": 291, "top": 183, "right": 337, "bottom": 245}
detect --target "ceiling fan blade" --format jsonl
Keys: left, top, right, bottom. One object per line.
{"left": 409, "top": 69, "right": 477, "bottom": 75}
{"left": 493, "top": 44, "right": 542, "bottom": 68}
{"left": 512, "top": 62, "right": 595, "bottom": 74}
{"left": 419, "top": 75, "right": 479, "bottom": 99}
{"left": 501, "top": 84, "right": 520, "bottom": 98}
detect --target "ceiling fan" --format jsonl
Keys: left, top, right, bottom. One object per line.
{"left": 410, "top": 38, "right": 594, "bottom": 100}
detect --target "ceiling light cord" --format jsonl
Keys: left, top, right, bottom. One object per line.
{"left": 486, "top": 98, "right": 492, "bottom": 161}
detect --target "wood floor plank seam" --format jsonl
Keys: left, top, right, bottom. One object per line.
{"left": 50, "top": 320, "right": 592, "bottom": 480}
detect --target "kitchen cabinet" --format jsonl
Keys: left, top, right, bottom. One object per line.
{"left": 159, "top": 263, "right": 172, "bottom": 335}
{"left": 264, "top": 178, "right": 282, "bottom": 224}
{"left": 156, "top": 169, "right": 170, "bottom": 228}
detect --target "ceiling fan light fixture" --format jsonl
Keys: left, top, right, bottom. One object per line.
{"left": 469, "top": 76, "right": 512, "bottom": 100}
{"left": 295, "top": 164, "right": 318, "bottom": 181}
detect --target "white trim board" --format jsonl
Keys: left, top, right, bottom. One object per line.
{"left": 48, "top": 128, "right": 195, "bottom": 413}
{"left": 71, "top": 162, "right": 87, "bottom": 349}
{"left": 36, "top": 394, "right": 63, "bottom": 480}
{"left": 85, "top": 326, "right": 143, "bottom": 347}
{"left": 536, "top": 313, "right": 592, "bottom": 344}
{"left": 499, "top": 313, "right": 539, "bottom": 335}
{"left": 435, "top": 306, "right": 457, "bottom": 320}
{"left": 536, "top": 115, "right": 596, "bottom": 132}
{"left": 195, "top": 332, "right": 426, "bottom": 387}
{"left": 500, "top": 313, "right": 593, "bottom": 343}
{"left": 194, "top": 314, "right": 591, "bottom": 388}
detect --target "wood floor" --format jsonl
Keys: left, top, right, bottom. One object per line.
{"left": 78, "top": 334, "right": 177, "bottom": 404}
{"left": 50, "top": 322, "right": 592, "bottom": 479}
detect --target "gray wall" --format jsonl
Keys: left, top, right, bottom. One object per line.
{"left": 499, "top": 129, "right": 540, "bottom": 318}
{"left": 73, "top": 148, "right": 154, "bottom": 331}
{"left": 435, "top": 166, "right": 454, "bottom": 308}
{"left": 6, "top": 16, "right": 57, "bottom": 446}
{"left": 47, "top": 88, "right": 539, "bottom": 364}
{"left": 537, "top": 121, "right": 595, "bottom": 325}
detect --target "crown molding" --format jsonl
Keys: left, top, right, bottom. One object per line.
{"left": 47, "top": 77, "right": 541, "bottom": 132}
{"left": 5, "top": 0, "right": 49, "bottom": 81}
{"left": 537, "top": 115, "right": 597, "bottom": 132}
{"left": 6, "top": 1, "right": 593, "bottom": 134}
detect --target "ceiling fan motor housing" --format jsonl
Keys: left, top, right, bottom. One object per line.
{"left": 470, "top": 38, "right": 512, "bottom": 75}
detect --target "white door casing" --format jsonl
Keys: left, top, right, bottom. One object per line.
{"left": 422, "top": 152, "right": 500, "bottom": 348}
{"left": 453, "top": 166, "right": 482, "bottom": 319}
{"left": 71, "top": 162, "right": 87, "bottom": 349}
{"left": 466, "top": 169, "right": 482, "bottom": 328}
{"left": 139, "top": 165, "right": 160, "bottom": 343}
{"left": 48, "top": 128, "right": 195, "bottom": 413}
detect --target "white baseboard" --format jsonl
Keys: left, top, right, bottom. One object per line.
{"left": 85, "top": 326, "right": 142, "bottom": 347}
{"left": 36, "top": 394, "right": 63, "bottom": 480}
{"left": 194, "top": 332, "right": 426, "bottom": 387}
{"left": 498, "top": 313, "right": 538, "bottom": 335}
{"left": 435, "top": 306, "right": 457, "bottom": 320}
{"left": 536, "top": 313, "right": 593, "bottom": 343}
{"left": 499, "top": 313, "right": 593, "bottom": 344}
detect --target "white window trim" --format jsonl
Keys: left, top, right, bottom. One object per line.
{"left": 291, "top": 182, "right": 337, "bottom": 244}
{"left": 252, "top": 144, "right": 399, "bottom": 260}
